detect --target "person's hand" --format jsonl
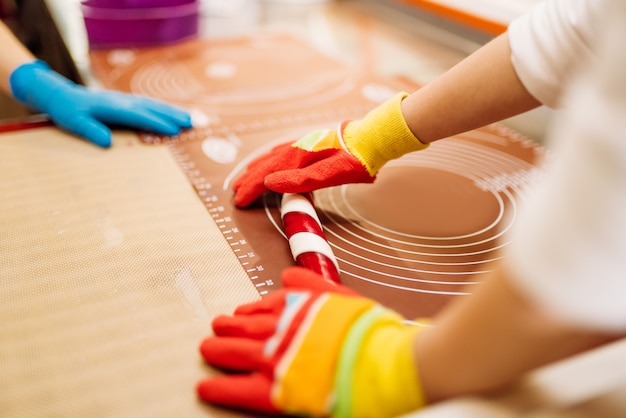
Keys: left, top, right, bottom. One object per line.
{"left": 197, "top": 267, "right": 427, "bottom": 417}
{"left": 9, "top": 60, "right": 192, "bottom": 148}
{"left": 232, "top": 92, "right": 428, "bottom": 207}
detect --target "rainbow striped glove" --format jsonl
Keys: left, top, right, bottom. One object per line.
{"left": 233, "top": 92, "right": 428, "bottom": 207}
{"left": 197, "top": 267, "right": 427, "bottom": 417}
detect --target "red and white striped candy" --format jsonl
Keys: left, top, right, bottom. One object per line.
{"left": 280, "top": 193, "right": 341, "bottom": 284}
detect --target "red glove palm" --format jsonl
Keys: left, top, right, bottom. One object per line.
{"left": 233, "top": 124, "right": 374, "bottom": 207}
{"left": 197, "top": 267, "right": 358, "bottom": 413}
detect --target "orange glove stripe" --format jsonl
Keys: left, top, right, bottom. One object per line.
{"left": 271, "top": 293, "right": 375, "bottom": 414}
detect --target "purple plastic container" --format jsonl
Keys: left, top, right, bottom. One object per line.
{"left": 81, "top": 1, "right": 199, "bottom": 49}
{"left": 83, "top": 0, "right": 195, "bottom": 9}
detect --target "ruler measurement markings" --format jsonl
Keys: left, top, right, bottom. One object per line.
{"left": 168, "top": 145, "right": 280, "bottom": 295}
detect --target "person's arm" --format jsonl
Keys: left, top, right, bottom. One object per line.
{"left": 402, "top": 0, "right": 599, "bottom": 143}
{"left": 232, "top": 33, "right": 543, "bottom": 206}
{"left": 401, "top": 33, "right": 541, "bottom": 144}
{"left": 415, "top": 262, "right": 618, "bottom": 402}
{"left": 0, "top": 21, "right": 35, "bottom": 94}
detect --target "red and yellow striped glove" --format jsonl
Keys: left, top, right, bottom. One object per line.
{"left": 197, "top": 267, "right": 427, "bottom": 417}
{"left": 233, "top": 92, "right": 428, "bottom": 207}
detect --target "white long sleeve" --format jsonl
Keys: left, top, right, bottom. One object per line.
{"left": 505, "top": 0, "right": 626, "bottom": 332}
{"left": 507, "top": 0, "right": 602, "bottom": 107}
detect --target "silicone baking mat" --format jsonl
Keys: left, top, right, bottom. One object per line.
{"left": 89, "top": 33, "right": 545, "bottom": 319}
{"left": 0, "top": 128, "right": 260, "bottom": 417}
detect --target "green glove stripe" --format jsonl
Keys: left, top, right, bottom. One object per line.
{"left": 333, "top": 306, "right": 386, "bottom": 418}
{"left": 294, "top": 129, "right": 336, "bottom": 151}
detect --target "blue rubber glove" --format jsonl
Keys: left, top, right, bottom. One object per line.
{"left": 9, "top": 60, "right": 192, "bottom": 148}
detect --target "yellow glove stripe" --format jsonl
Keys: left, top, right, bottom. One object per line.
{"left": 351, "top": 320, "right": 426, "bottom": 417}
{"left": 343, "top": 92, "right": 428, "bottom": 176}
{"left": 334, "top": 308, "right": 427, "bottom": 418}
{"left": 333, "top": 306, "right": 426, "bottom": 418}
{"left": 273, "top": 294, "right": 376, "bottom": 415}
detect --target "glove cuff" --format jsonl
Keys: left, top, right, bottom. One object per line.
{"left": 334, "top": 308, "right": 427, "bottom": 418}
{"left": 343, "top": 92, "right": 428, "bottom": 176}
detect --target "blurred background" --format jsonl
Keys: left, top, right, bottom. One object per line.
{"left": 0, "top": 0, "right": 550, "bottom": 140}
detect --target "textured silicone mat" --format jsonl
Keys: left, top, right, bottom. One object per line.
{"left": 0, "top": 128, "right": 259, "bottom": 417}
{"left": 89, "top": 33, "right": 545, "bottom": 319}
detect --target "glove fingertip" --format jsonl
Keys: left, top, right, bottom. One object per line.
{"left": 152, "top": 120, "right": 182, "bottom": 136}
{"left": 282, "top": 266, "right": 359, "bottom": 296}
{"left": 198, "top": 339, "right": 227, "bottom": 366}
{"left": 177, "top": 112, "right": 193, "bottom": 129}
{"left": 196, "top": 379, "right": 218, "bottom": 402}
{"left": 196, "top": 375, "right": 279, "bottom": 413}
{"left": 198, "top": 337, "right": 217, "bottom": 358}
{"left": 233, "top": 184, "right": 268, "bottom": 208}
{"left": 264, "top": 171, "right": 305, "bottom": 193}
{"left": 210, "top": 315, "right": 235, "bottom": 334}
{"left": 195, "top": 379, "right": 235, "bottom": 406}
{"left": 85, "top": 129, "right": 112, "bottom": 148}
{"left": 160, "top": 105, "right": 192, "bottom": 129}
{"left": 72, "top": 119, "right": 113, "bottom": 148}
{"left": 233, "top": 193, "right": 254, "bottom": 208}
{"left": 92, "top": 132, "right": 113, "bottom": 148}
{"left": 142, "top": 99, "right": 193, "bottom": 129}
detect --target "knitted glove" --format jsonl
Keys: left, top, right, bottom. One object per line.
{"left": 233, "top": 92, "right": 428, "bottom": 207}
{"left": 9, "top": 60, "right": 192, "bottom": 147}
{"left": 197, "top": 267, "right": 427, "bottom": 417}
